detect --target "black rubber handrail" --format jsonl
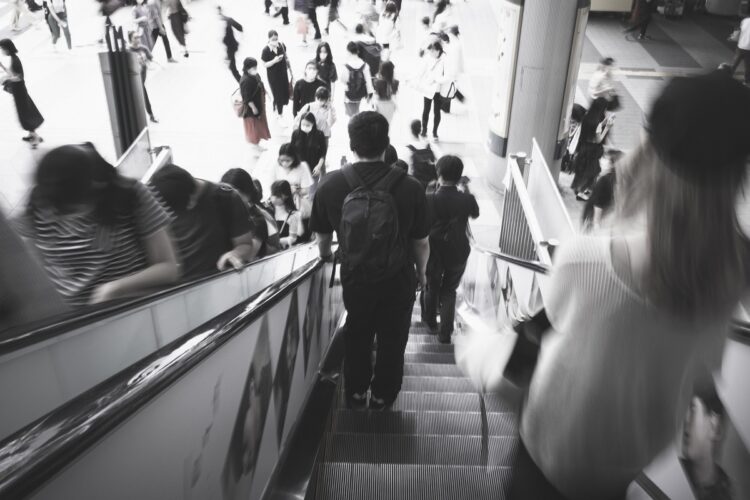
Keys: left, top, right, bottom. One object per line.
{"left": 0, "top": 258, "right": 323, "bottom": 499}
{"left": 0, "top": 242, "right": 316, "bottom": 355}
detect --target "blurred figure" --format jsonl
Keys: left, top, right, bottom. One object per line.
{"left": 270, "top": 180, "right": 304, "bottom": 249}
{"left": 372, "top": 60, "right": 399, "bottom": 124}
{"left": 291, "top": 112, "right": 328, "bottom": 180}
{"left": 315, "top": 42, "right": 338, "bottom": 94}
{"left": 11, "top": 0, "right": 38, "bottom": 31}
{"left": 515, "top": 72, "right": 750, "bottom": 500}
{"left": 404, "top": 119, "right": 438, "bottom": 189}
{"left": 293, "top": 0, "right": 310, "bottom": 46}
{"left": 150, "top": 164, "right": 262, "bottom": 279}
{"left": 218, "top": 6, "right": 243, "bottom": 82}
{"left": 16, "top": 144, "right": 179, "bottom": 307}
{"left": 132, "top": 0, "right": 153, "bottom": 50}
{"left": 164, "top": 0, "right": 189, "bottom": 57}
{"left": 294, "top": 86, "right": 337, "bottom": 141}
{"left": 42, "top": 0, "right": 72, "bottom": 51}
{"left": 422, "top": 156, "right": 479, "bottom": 343}
{"left": 127, "top": 31, "right": 158, "bottom": 124}
{"left": 375, "top": 1, "right": 399, "bottom": 50}
{"left": 624, "top": 0, "right": 656, "bottom": 41}
{"left": 148, "top": 0, "right": 174, "bottom": 62}
{"left": 444, "top": 25, "right": 466, "bottom": 103}
{"left": 270, "top": 0, "right": 290, "bottom": 25}
{"left": 240, "top": 57, "right": 271, "bottom": 155}
{"left": 292, "top": 60, "right": 327, "bottom": 117}
{"left": 580, "top": 149, "right": 623, "bottom": 232}
{"left": 261, "top": 30, "right": 292, "bottom": 119}
{"left": 571, "top": 97, "right": 612, "bottom": 200}
{"left": 342, "top": 41, "right": 373, "bottom": 118}
{"left": 729, "top": 15, "right": 750, "bottom": 86}
{"left": 589, "top": 57, "right": 620, "bottom": 110}
{"left": 0, "top": 39, "right": 44, "bottom": 148}
{"left": 432, "top": 0, "right": 453, "bottom": 32}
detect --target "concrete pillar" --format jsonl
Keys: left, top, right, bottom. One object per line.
{"left": 486, "top": 0, "right": 590, "bottom": 190}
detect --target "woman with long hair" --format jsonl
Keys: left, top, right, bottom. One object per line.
{"left": 314, "top": 41, "right": 338, "bottom": 94}
{"left": 269, "top": 180, "right": 303, "bottom": 248}
{"left": 372, "top": 60, "right": 399, "bottom": 124}
{"left": 571, "top": 96, "right": 611, "bottom": 200}
{"left": 240, "top": 57, "right": 271, "bottom": 154}
{"left": 16, "top": 143, "right": 180, "bottom": 307}
{"left": 0, "top": 39, "right": 44, "bottom": 147}
{"left": 291, "top": 112, "right": 328, "bottom": 180}
{"left": 514, "top": 72, "right": 750, "bottom": 500}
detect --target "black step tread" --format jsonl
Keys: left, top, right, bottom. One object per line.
{"left": 392, "top": 391, "right": 482, "bottom": 412}
{"left": 404, "top": 342, "right": 455, "bottom": 354}
{"left": 403, "top": 352, "right": 456, "bottom": 365}
{"left": 332, "top": 410, "right": 517, "bottom": 436}
{"left": 401, "top": 375, "right": 474, "bottom": 392}
{"left": 403, "top": 363, "right": 465, "bottom": 378}
{"left": 314, "top": 463, "right": 512, "bottom": 500}
{"left": 321, "top": 433, "right": 517, "bottom": 466}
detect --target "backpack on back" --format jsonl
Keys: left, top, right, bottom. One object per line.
{"left": 356, "top": 41, "right": 382, "bottom": 76}
{"left": 338, "top": 165, "right": 407, "bottom": 283}
{"left": 345, "top": 64, "right": 368, "bottom": 101}
{"left": 428, "top": 192, "right": 469, "bottom": 263}
{"left": 407, "top": 144, "right": 437, "bottom": 189}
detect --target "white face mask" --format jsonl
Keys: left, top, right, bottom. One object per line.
{"left": 301, "top": 122, "right": 314, "bottom": 134}
{"left": 319, "top": 51, "right": 328, "bottom": 60}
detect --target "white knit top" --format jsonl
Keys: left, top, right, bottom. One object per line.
{"left": 521, "top": 235, "right": 729, "bottom": 500}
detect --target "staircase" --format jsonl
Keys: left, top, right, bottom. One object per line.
{"left": 309, "top": 306, "right": 521, "bottom": 500}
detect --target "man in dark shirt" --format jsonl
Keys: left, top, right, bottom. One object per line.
{"left": 423, "top": 155, "right": 479, "bottom": 343}
{"left": 310, "top": 111, "right": 430, "bottom": 410}
{"left": 150, "top": 164, "right": 262, "bottom": 279}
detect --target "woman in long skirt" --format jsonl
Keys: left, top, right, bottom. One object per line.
{"left": 261, "top": 30, "right": 291, "bottom": 118}
{"left": 240, "top": 58, "right": 271, "bottom": 154}
{"left": 0, "top": 39, "right": 43, "bottom": 148}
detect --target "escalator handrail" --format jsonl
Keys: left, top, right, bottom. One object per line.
{"left": 471, "top": 241, "right": 550, "bottom": 275}
{"left": 0, "top": 243, "right": 317, "bottom": 356}
{"left": 0, "top": 258, "right": 324, "bottom": 499}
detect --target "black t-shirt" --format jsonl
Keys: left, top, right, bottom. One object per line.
{"left": 310, "top": 161, "right": 429, "bottom": 275}
{"left": 293, "top": 78, "right": 327, "bottom": 116}
{"left": 170, "top": 182, "right": 254, "bottom": 279}
{"left": 427, "top": 185, "right": 480, "bottom": 265}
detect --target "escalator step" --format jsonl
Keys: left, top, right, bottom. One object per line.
{"left": 406, "top": 332, "right": 441, "bottom": 344}
{"left": 332, "top": 410, "right": 517, "bottom": 436}
{"left": 405, "top": 343, "right": 455, "bottom": 354}
{"left": 409, "top": 325, "right": 440, "bottom": 336}
{"left": 404, "top": 352, "right": 456, "bottom": 365}
{"left": 322, "top": 433, "right": 518, "bottom": 466}
{"left": 403, "top": 363, "right": 465, "bottom": 378}
{"left": 314, "top": 463, "right": 513, "bottom": 500}
{"left": 401, "top": 376, "right": 474, "bottom": 393}
{"left": 392, "top": 392, "right": 482, "bottom": 412}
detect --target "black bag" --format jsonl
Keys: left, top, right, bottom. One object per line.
{"left": 407, "top": 144, "right": 437, "bottom": 189}
{"left": 606, "top": 93, "right": 621, "bottom": 111}
{"left": 428, "top": 193, "right": 466, "bottom": 263}
{"left": 338, "top": 166, "right": 406, "bottom": 283}
{"left": 356, "top": 41, "right": 382, "bottom": 76}
{"left": 344, "top": 64, "right": 368, "bottom": 101}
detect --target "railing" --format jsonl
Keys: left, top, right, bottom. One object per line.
{"left": 0, "top": 258, "right": 345, "bottom": 500}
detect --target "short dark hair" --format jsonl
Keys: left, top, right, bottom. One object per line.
{"left": 0, "top": 38, "right": 18, "bottom": 55}
{"left": 278, "top": 142, "right": 300, "bottom": 167}
{"left": 393, "top": 159, "right": 408, "bottom": 172}
{"left": 410, "top": 119, "right": 422, "bottom": 137}
{"left": 348, "top": 111, "right": 390, "bottom": 159}
{"left": 427, "top": 41, "right": 444, "bottom": 56}
{"left": 354, "top": 23, "right": 365, "bottom": 34}
{"left": 242, "top": 57, "right": 258, "bottom": 72}
{"left": 346, "top": 41, "right": 359, "bottom": 54}
{"left": 221, "top": 168, "right": 261, "bottom": 204}
{"left": 421, "top": 16, "right": 430, "bottom": 26}
{"left": 149, "top": 164, "right": 196, "bottom": 213}
{"left": 384, "top": 144, "right": 398, "bottom": 166}
{"left": 600, "top": 57, "right": 615, "bottom": 66}
{"left": 268, "top": 30, "right": 278, "bottom": 39}
{"left": 437, "top": 155, "right": 464, "bottom": 182}
{"left": 315, "top": 86, "right": 330, "bottom": 100}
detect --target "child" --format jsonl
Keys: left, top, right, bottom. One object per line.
{"left": 294, "top": 86, "right": 337, "bottom": 140}
{"left": 270, "top": 180, "right": 304, "bottom": 248}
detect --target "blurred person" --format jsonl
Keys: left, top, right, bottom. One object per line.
{"left": 372, "top": 60, "right": 399, "bottom": 124}
{"left": 375, "top": 1, "right": 399, "bottom": 50}
{"left": 729, "top": 15, "right": 750, "bottom": 86}
{"left": 220, "top": 169, "right": 280, "bottom": 257}
{"left": 150, "top": 164, "right": 262, "bottom": 279}
{"left": 422, "top": 155, "right": 479, "bottom": 343}
{"left": 270, "top": 0, "right": 290, "bottom": 25}
{"left": 315, "top": 42, "right": 338, "bottom": 94}
{"left": 514, "top": 72, "right": 750, "bottom": 500}
{"left": 680, "top": 379, "right": 734, "bottom": 500}
{"left": 571, "top": 97, "right": 612, "bottom": 200}
{"left": 294, "top": 86, "right": 337, "bottom": 140}
{"left": 393, "top": 159, "right": 408, "bottom": 172}
{"left": 132, "top": 0, "right": 154, "bottom": 50}
{"left": 293, "top": 0, "right": 310, "bottom": 46}
{"left": 417, "top": 41, "right": 450, "bottom": 141}
{"left": 351, "top": 22, "right": 375, "bottom": 44}
{"left": 624, "top": 0, "right": 656, "bottom": 41}
{"left": 310, "top": 111, "right": 430, "bottom": 410}
{"left": 240, "top": 57, "right": 272, "bottom": 154}
{"left": 561, "top": 103, "right": 588, "bottom": 175}
{"left": 127, "top": 31, "right": 159, "bottom": 124}
{"left": 355, "top": 0, "right": 378, "bottom": 34}
{"left": 164, "top": 0, "right": 189, "bottom": 57}
{"left": 580, "top": 149, "right": 623, "bottom": 232}
{"left": 148, "top": 0, "right": 174, "bottom": 62}
{"left": 11, "top": 0, "right": 38, "bottom": 31}
{"left": 270, "top": 180, "right": 304, "bottom": 248}
{"left": 404, "top": 119, "right": 438, "bottom": 188}
{"left": 42, "top": 0, "right": 71, "bottom": 51}
{"left": 272, "top": 143, "right": 314, "bottom": 238}
{"left": 342, "top": 41, "right": 373, "bottom": 118}
{"left": 0, "top": 39, "right": 44, "bottom": 148}
{"left": 218, "top": 6, "right": 243, "bottom": 82}
{"left": 444, "top": 25, "right": 466, "bottom": 103}
{"left": 16, "top": 144, "right": 179, "bottom": 307}
{"left": 432, "top": 0, "right": 453, "bottom": 32}
{"left": 292, "top": 60, "right": 327, "bottom": 117}
{"left": 291, "top": 112, "right": 328, "bottom": 180}
{"left": 417, "top": 16, "right": 437, "bottom": 57}
{"left": 326, "top": 0, "right": 343, "bottom": 33}
{"left": 308, "top": 0, "right": 324, "bottom": 41}
{"left": 589, "top": 57, "right": 620, "bottom": 110}
{"left": 261, "top": 30, "right": 292, "bottom": 118}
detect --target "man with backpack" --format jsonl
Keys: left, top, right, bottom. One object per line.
{"left": 422, "top": 155, "right": 479, "bottom": 343}
{"left": 404, "top": 119, "right": 439, "bottom": 189}
{"left": 310, "top": 111, "right": 430, "bottom": 410}
{"left": 342, "top": 41, "right": 374, "bottom": 118}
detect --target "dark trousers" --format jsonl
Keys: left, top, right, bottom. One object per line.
{"left": 141, "top": 70, "right": 153, "bottom": 118}
{"left": 421, "top": 258, "right": 466, "bottom": 336}
{"left": 168, "top": 13, "right": 186, "bottom": 46}
{"left": 227, "top": 47, "right": 241, "bottom": 82}
{"left": 732, "top": 48, "right": 750, "bottom": 83}
{"left": 150, "top": 28, "right": 173, "bottom": 59}
{"left": 280, "top": 6, "right": 289, "bottom": 24}
{"left": 48, "top": 11, "right": 72, "bottom": 49}
{"left": 626, "top": 11, "right": 652, "bottom": 37}
{"left": 421, "top": 93, "right": 442, "bottom": 135}
{"left": 342, "top": 271, "right": 417, "bottom": 404}
{"left": 308, "top": 6, "right": 322, "bottom": 38}
{"left": 265, "top": 0, "right": 272, "bottom": 13}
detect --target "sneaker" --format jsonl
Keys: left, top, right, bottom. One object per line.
{"left": 183, "top": 51, "right": 189, "bottom": 58}
{"left": 149, "top": 115, "right": 159, "bottom": 124}
{"left": 167, "top": 58, "right": 177, "bottom": 63}
{"left": 432, "top": 133, "right": 439, "bottom": 142}
{"left": 347, "top": 392, "right": 368, "bottom": 410}
{"left": 368, "top": 395, "right": 389, "bottom": 411}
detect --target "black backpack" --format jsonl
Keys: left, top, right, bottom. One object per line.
{"left": 338, "top": 165, "right": 407, "bottom": 283}
{"left": 356, "top": 41, "right": 382, "bottom": 76}
{"left": 428, "top": 192, "right": 468, "bottom": 263}
{"left": 407, "top": 144, "right": 437, "bottom": 189}
{"left": 345, "top": 64, "right": 368, "bottom": 101}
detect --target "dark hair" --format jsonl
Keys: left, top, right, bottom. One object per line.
{"left": 600, "top": 57, "right": 615, "bottom": 66}
{"left": 580, "top": 97, "right": 608, "bottom": 141}
{"left": 384, "top": 144, "right": 398, "bottom": 166}
{"left": 346, "top": 41, "right": 359, "bottom": 55}
{"left": 433, "top": 0, "right": 450, "bottom": 22}
{"left": 348, "top": 111, "right": 390, "bottom": 159}
{"left": 693, "top": 379, "right": 725, "bottom": 420}
{"left": 253, "top": 179, "right": 264, "bottom": 200}
{"left": 384, "top": 1, "right": 398, "bottom": 19}
{"left": 437, "top": 155, "right": 463, "bottom": 182}
{"left": 243, "top": 57, "right": 258, "bottom": 72}
{"left": 315, "top": 41, "right": 334, "bottom": 66}
{"left": 278, "top": 143, "right": 300, "bottom": 168}
{"left": 149, "top": 164, "right": 197, "bottom": 213}
{"left": 410, "top": 119, "right": 422, "bottom": 137}
{"left": 354, "top": 23, "right": 365, "bottom": 34}
{"left": 268, "top": 29, "right": 278, "bottom": 39}
{"left": 0, "top": 38, "right": 18, "bottom": 55}
{"left": 221, "top": 168, "right": 261, "bottom": 205}
{"left": 427, "top": 40, "right": 444, "bottom": 56}
{"left": 449, "top": 25, "right": 460, "bottom": 37}
{"left": 271, "top": 180, "right": 297, "bottom": 212}
{"left": 315, "top": 86, "right": 330, "bottom": 101}
{"left": 571, "top": 103, "right": 587, "bottom": 123}
{"left": 29, "top": 143, "right": 138, "bottom": 226}
{"left": 300, "top": 112, "right": 317, "bottom": 127}
{"left": 421, "top": 16, "right": 431, "bottom": 26}
{"left": 393, "top": 159, "right": 409, "bottom": 172}
{"left": 379, "top": 60, "right": 395, "bottom": 83}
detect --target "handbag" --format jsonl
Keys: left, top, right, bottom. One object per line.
{"left": 231, "top": 88, "right": 244, "bottom": 117}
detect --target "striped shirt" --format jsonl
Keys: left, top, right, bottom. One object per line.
{"left": 15, "top": 182, "right": 171, "bottom": 307}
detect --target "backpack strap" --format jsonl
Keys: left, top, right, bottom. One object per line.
{"left": 374, "top": 167, "right": 405, "bottom": 193}
{"left": 406, "top": 145, "right": 417, "bottom": 153}
{"left": 342, "top": 164, "right": 366, "bottom": 191}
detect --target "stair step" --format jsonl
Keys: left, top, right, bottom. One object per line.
{"left": 403, "top": 363, "right": 464, "bottom": 378}
{"left": 392, "top": 392, "right": 482, "bottom": 412}
{"left": 404, "top": 343, "right": 455, "bottom": 354}
{"left": 401, "top": 376, "right": 474, "bottom": 393}
{"left": 404, "top": 352, "right": 455, "bottom": 365}
{"left": 314, "top": 463, "right": 513, "bottom": 500}
{"left": 321, "top": 433, "right": 518, "bottom": 466}
{"left": 409, "top": 325, "right": 440, "bottom": 335}
{"left": 332, "top": 410, "right": 517, "bottom": 436}
{"left": 406, "top": 333, "right": 441, "bottom": 344}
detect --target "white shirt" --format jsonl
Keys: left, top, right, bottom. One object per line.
{"left": 273, "top": 164, "right": 314, "bottom": 217}
{"left": 738, "top": 18, "right": 750, "bottom": 51}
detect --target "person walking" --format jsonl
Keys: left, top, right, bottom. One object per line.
{"left": 315, "top": 42, "right": 338, "bottom": 94}
{"left": 218, "top": 6, "right": 243, "bottom": 82}
{"left": 164, "top": 0, "right": 189, "bottom": 58}
{"left": 445, "top": 25, "right": 466, "bottom": 103}
{"left": 730, "top": 15, "right": 750, "bottom": 85}
{"left": 417, "top": 40, "right": 450, "bottom": 140}
{"left": 240, "top": 57, "right": 272, "bottom": 155}
{"left": 308, "top": 0, "right": 325, "bottom": 41}
{"left": 291, "top": 112, "right": 328, "bottom": 180}
{"left": 624, "top": 0, "right": 656, "bottom": 41}
{"left": 372, "top": 60, "right": 398, "bottom": 124}
{"left": 310, "top": 111, "right": 430, "bottom": 410}
{"left": 42, "top": 0, "right": 72, "bottom": 51}
{"left": 261, "top": 30, "right": 292, "bottom": 119}
{"left": 588, "top": 57, "right": 620, "bottom": 109}
{"left": 148, "top": 0, "right": 175, "bottom": 62}
{"left": 11, "top": 0, "right": 38, "bottom": 32}
{"left": 132, "top": 0, "right": 154, "bottom": 50}
{"left": 375, "top": 1, "right": 399, "bottom": 50}
{"left": 571, "top": 97, "right": 612, "bottom": 200}
{"left": 293, "top": 0, "right": 310, "bottom": 46}
{"left": 342, "top": 41, "right": 373, "bottom": 118}
{"left": 422, "top": 155, "right": 479, "bottom": 343}
{"left": 294, "top": 86, "right": 337, "bottom": 141}
{"left": 0, "top": 39, "right": 43, "bottom": 148}
{"left": 127, "top": 31, "right": 159, "bottom": 123}
{"left": 292, "top": 60, "right": 327, "bottom": 116}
